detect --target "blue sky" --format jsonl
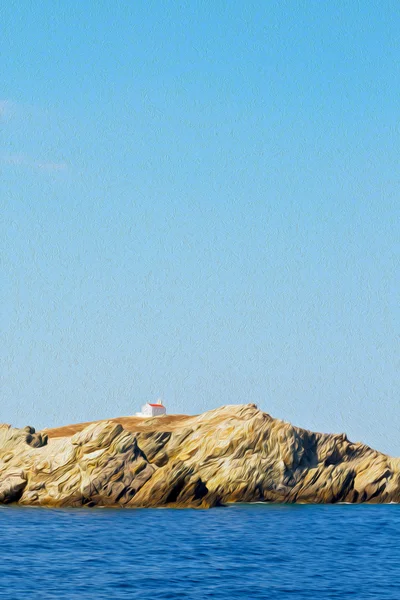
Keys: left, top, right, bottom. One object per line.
{"left": 1, "top": 1, "right": 399, "bottom": 454}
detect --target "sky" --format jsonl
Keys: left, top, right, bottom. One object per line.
{"left": 1, "top": 1, "right": 399, "bottom": 454}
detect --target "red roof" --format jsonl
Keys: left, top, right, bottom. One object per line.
{"left": 148, "top": 403, "right": 165, "bottom": 408}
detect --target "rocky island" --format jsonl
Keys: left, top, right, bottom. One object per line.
{"left": 0, "top": 404, "right": 399, "bottom": 507}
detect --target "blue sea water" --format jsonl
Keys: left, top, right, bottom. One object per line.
{"left": 0, "top": 504, "right": 399, "bottom": 599}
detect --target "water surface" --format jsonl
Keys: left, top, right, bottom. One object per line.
{"left": 0, "top": 504, "right": 399, "bottom": 599}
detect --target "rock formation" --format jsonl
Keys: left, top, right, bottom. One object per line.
{"left": 0, "top": 404, "right": 399, "bottom": 507}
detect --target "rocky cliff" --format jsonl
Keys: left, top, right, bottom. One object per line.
{"left": 0, "top": 404, "right": 399, "bottom": 507}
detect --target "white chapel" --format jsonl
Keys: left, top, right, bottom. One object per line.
{"left": 136, "top": 399, "right": 166, "bottom": 418}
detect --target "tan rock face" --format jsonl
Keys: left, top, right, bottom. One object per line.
{"left": 0, "top": 405, "right": 399, "bottom": 508}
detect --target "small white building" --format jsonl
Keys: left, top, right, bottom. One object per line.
{"left": 136, "top": 399, "right": 166, "bottom": 418}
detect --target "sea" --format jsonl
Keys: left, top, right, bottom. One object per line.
{"left": 0, "top": 503, "right": 399, "bottom": 599}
